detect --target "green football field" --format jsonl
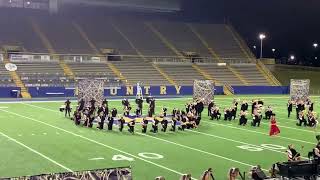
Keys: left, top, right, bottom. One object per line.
{"left": 0, "top": 95, "right": 319, "bottom": 179}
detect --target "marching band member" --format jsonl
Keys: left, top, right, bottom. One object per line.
{"left": 161, "top": 118, "right": 169, "bottom": 132}
{"left": 239, "top": 111, "right": 248, "bottom": 126}
{"left": 287, "top": 100, "right": 293, "bottom": 118}
{"left": 150, "top": 119, "right": 160, "bottom": 133}
{"left": 201, "top": 168, "right": 214, "bottom": 180}
{"left": 141, "top": 117, "right": 148, "bottom": 133}
{"left": 296, "top": 111, "right": 307, "bottom": 126}
{"left": 251, "top": 110, "right": 261, "bottom": 127}
{"left": 128, "top": 119, "right": 135, "bottom": 134}
{"left": 65, "top": 99, "right": 71, "bottom": 117}
{"left": 228, "top": 168, "right": 240, "bottom": 180}
{"left": 286, "top": 144, "right": 301, "bottom": 161}
{"left": 264, "top": 106, "right": 273, "bottom": 120}
{"left": 118, "top": 117, "right": 125, "bottom": 132}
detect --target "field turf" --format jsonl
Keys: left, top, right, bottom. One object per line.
{"left": 0, "top": 95, "right": 319, "bottom": 179}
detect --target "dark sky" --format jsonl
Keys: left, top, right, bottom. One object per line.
{"left": 181, "top": 0, "right": 320, "bottom": 59}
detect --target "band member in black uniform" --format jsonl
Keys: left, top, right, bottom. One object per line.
{"left": 90, "top": 98, "right": 96, "bottom": 111}
{"left": 211, "top": 106, "right": 221, "bottom": 120}
{"left": 307, "top": 111, "right": 317, "bottom": 127}
{"left": 208, "top": 100, "right": 214, "bottom": 116}
{"left": 252, "top": 100, "right": 258, "bottom": 114}
{"left": 107, "top": 114, "right": 114, "bottom": 130}
{"left": 151, "top": 119, "right": 159, "bottom": 133}
{"left": 147, "top": 97, "right": 156, "bottom": 116}
{"left": 97, "top": 105, "right": 105, "bottom": 117}
{"left": 239, "top": 111, "right": 248, "bottom": 126}
{"left": 162, "top": 107, "right": 168, "bottom": 117}
{"left": 102, "top": 98, "right": 108, "bottom": 108}
{"left": 296, "top": 100, "right": 305, "bottom": 119}
{"left": 135, "top": 97, "right": 143, "bottom": 116}
{"left": 78, "top": 99, "right": 85, "bottom": 112}
{"left": 141, "top": 117, "right": 148, "bottom": 133}
{"left": 241, "top": 101, "right": 249, "bottom": 111}
{"left": 286, "top": 144, "right": 301, "bottom": 161}
{"left": 147, "top": 107, "right": 153, "bottom": 117}
{"left": 88, "top": 108, "right": 95, "bottom": 128}
{"left": 111, "top": 108, "right": 117, "bottom": 119}
{"left": 231, "top": 107, "right": 237, "bottom": 120}
{"left": 296, "top": 111, "right": 307, "bottom": 126}
{"left": 251, "top": 110, "right": 261, "bottom": 127}
{"left": 170, "top": 111, "right": 179, "bottom": 132}
{"left": 233, "top": 99, "right": 239, "bottom": 113}
{"left": 287, "top": 100, "right": 293, "bottom": 118}
{"left": 118, "top": 117, "right": 125, "bottom": 132}
{"left": 313, "top": 142, "right": 320, "bottom": 162}
{"left": 264, "top": 106, "right": 273, "bottom": 120}
{"left": 123, "top": 106, "right": 131, "bottom": 116}
{"left": 224, "top": 108, "right": 232, "bottom": 121}
{"left": 161, "top": 118, "right": 168, "bottom": 132}
{"left": 196, "top": 99, "right": 204, "bottom": 117}
{"left": 74, "top": 110, "right": 81, "bottom": 125}
{"left": 97, "top": 110, "right": 105, "bottom": 130}
{"left": 65, "top": 99, "right": 71, "bottom": 117}
{"left": 128, "top": 119, "right": 135, "bottom": 134}
{"left": 150, "top": 98, "right": 156, "bottom": 116}
{"left": 309, "top": 102, "right": 314, "bottom": 112}
{"left": 122, "top": 98, "right": 129, "bottom": 108}
{"left": 83, "top": 107, "right": 90, "bottom": 126}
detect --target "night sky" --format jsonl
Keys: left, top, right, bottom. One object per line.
{"left": 181, "top": 0, "right": 320, "bottom": 60}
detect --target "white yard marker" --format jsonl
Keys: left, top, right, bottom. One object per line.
{"left": 0, "top": 107, "right": 8, "bottom": 109}
{"left": 43, "top": 133, "right": 47, "bottom": 135}
{"left": 0, "top": 131, "right": 73, "bottom": 172}
{"left": 88, "top": 157, "right": 105, "bottom": 161}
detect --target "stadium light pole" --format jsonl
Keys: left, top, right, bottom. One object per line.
{"left": 259, "top": 33, "right": 266, "bottom": 59}
{"left": 313, "top": 43, "right": 318, "bottom": 49}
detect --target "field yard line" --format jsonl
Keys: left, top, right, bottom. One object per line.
{"left": 24, "top": 103, "right": 268, "bottom": 170}
{"left": 202, "top": 121, "right": 315, "bottom": 145}
{"left": 136, "top": 132, "right": 265, "bottom": 171}
{"left": 0, "top": 131, "right": 73, "bottom": 172}
{"left": 259, "top": 121, "right": 318, "bottom": 134}
{"left": 186, "top": 130, "right": 286, "bottom": 154}
{"left": 0, "top": 109, "right": 194, "bottom": 180}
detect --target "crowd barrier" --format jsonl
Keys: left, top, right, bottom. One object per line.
{"left": 0, "top": 166, "right": 132, "bottom": 180}
{"left": 0, "top": 86, "right": 289, "bottom": 98}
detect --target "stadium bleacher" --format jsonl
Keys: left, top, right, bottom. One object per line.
{"left": 0, "top": 62, "right": 15, "bottom": 87}
{"left": 0, "top": 12, "right": 279, "bottom": 91}
{"left": 157, "top": 63, "right": 205, "bottom": 85}
{"left": 112, "top": 58, "right": 170, "bottom": 86}
{"left": 191, "top": 24, "right": 248, "bottom": 59}
{"left": 231, "top": 64, "right": 271, "bottom": 85}
{"left": 152, "top": 22, "right": 211, "bottom": 57}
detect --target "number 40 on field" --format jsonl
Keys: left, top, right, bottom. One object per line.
{"left": 112, "top": 152, "right": 164, "bottom": 161}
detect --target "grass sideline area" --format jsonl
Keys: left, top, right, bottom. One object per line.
{"left": 0, "top": 95, "right": 319, "bottom": 179}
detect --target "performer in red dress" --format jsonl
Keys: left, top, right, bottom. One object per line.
{"left": 269, "top": 114, "right": 280, "bottom": 136}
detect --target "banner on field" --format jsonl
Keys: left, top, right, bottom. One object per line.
{"left": 0, "top": 166, "right": 132, "bottom": 180}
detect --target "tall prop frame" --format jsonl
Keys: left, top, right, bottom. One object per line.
{"left": 290, "top": 79, "right": 310, "bottom": 102}
{"left": 77, "top": 79, "right": 104, "bottom": 107}
{"left": 193, "top": 80, "right": 214, "bottom": 106}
